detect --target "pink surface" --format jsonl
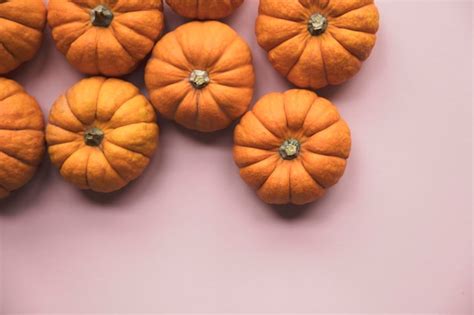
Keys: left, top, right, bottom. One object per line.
{"left": 0, "top": 0, "right": 472, "bottom": 314}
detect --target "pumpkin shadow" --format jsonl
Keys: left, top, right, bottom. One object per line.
{"left": 164, "top": 118, "right": 235, "bottom": 147}
{"left": 0, "top": 192, "right": 34, "bottom": 217}
{"left": 269, "top": 203, "right": 313, "bottom": 220}
{"left": 0, "top": 158, "right": 52, "bottom": 217}
{"left": 163, "top": 4, "right": 189, "bottom": 31}
{"left": 316, "top": 82, "right": 352, "bottom": 101}
{"left": 79, "top": 188, "right": 132, "bottom": 206}
{"left": 263, "top": 189, "right": 340, "bottom": 222}
{"left": 124, "top": 61, "right": 146, "bottom": 89}
{"left": 241, "top": 185, "right": 315, "bottom": 221}
{"left": 77, "top": 173, "right": 156, "bottom": 207}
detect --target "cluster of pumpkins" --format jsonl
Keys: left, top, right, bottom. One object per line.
{"left": 0, "top": 0, "right": 379, "bottom": 205}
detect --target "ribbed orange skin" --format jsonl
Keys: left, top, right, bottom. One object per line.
{"left": 256, "top": 0, "right": 379, "bottom": 90}
{"left": 0, "top": 0, "right": 46, "bottom": 74}
{"left": 233, "top": 89, "right": 351, "bottom": 205}
{"left": 46, "top": 77, "right": 159, "bottom": 193}
{"left": 47, "top": 0, "right": 165, "bottom": 76}
{"left": 145, "top": 21, "right": 255, "bottom": 133}
{"left": 0, "top": 78, "right": 45, "bottom": 199}
{"left": 166, "top": 0, "right": 244, "bottom": 20}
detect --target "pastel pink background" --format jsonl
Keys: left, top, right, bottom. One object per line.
{"left": 0, "top": 0, "right": 472, "bottom": 314}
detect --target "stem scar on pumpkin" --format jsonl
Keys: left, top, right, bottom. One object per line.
{"left": 279, "top": 139, "right": 301, "bottom": 160}
{"left": 189, "top": 70, "right": 210, "bottom": 89}
{"left": 308, "top": 13, "right": 328, "bottom": 36}
{"left": 91, "top": 5, "right": 114, "bottom": 27}
{"left": 84, "top": 127, "right": 104, "bottom": 147}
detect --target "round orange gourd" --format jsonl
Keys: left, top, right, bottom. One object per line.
{"left": 145, "top": 21, "right": 255, "bottom": 133}
{"left": 166, "top": 0, "right": 244, "bottom": 20}
{"left": 233, "top": 89, "right": 351, "bottom": 205}
{"left": 0, "top": 0, "right": 46, "bottom": 74}
{"left": 0, "top": 78, "right": 45, "bottom": 199}
{"left": 47, "top": 0, "right": 165, "bottom": 76}
{"left": 46, "top": 77, "right": 159, "bottom": 193}
{"left": 256, "top": 0, "right": 379, "bottom": 90}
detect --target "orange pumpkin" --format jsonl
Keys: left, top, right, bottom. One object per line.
{"left": 145, "top": 21, "right": 255, "bottom": 132}
{"left": 46, "top": 77, "right": 159, "bottom": 193}
{"left": 47, "top": 0, "right": 165, "bottom": 76}
{"left": 0, "top": 0, "right": 46, "bottom": 74}
{"left": 166, "top": 0, "right": 244, "bottom": 20}
{"left": 233, "top": 89, "right": 351, "bottom": 205}
{"left": 0, "top": 78, "right": 45, "bottom": 199}
{"left": 256, "top": 0, "right": 379, "bottom": 90}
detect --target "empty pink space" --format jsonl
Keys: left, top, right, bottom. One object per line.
{"left": 0, "top": 0, "right": 472, "bottom": 314}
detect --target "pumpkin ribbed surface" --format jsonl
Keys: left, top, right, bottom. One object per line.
{"left": 166, "top": 0, "right": 244, "bottom": 20}
{"left": 145, "top": 21, "right": 255, "bottom": 133}
{"left": 47, "top": 0, "right": 165, "bottom": 76}
{"left": 0, "top": 0, "right": 46, "bottom": 74}
{"left": 233, "top": 89, "right": 351, "bottom": 205}
{"left": 256, "top": 0, "right": 379, "bottom": 89}
{"left": 46, "top": 77, "right": 159, "bottom": 193}
{"left": 0, "top": 78, "right": 45, "bottom": 198}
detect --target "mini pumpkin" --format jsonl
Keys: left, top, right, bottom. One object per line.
{"left": 47, "top": 0, "right": 165, "bottom": 76}
{"left": 0, "top": 78, "right": 45, "bottom": 199}
{"left": 166, "top": 0, "right": 244, "bottom": 20}
{"left": 256, "top": 0, "right": 379, "bottom": 90}
{"left": 46, "top": 77, "right": 159, "bottom": 193}
{"left": 145, "top": 21, "right": 255, "bottom": 132}
{"left": 0, "top": 0, "right": 46, "bottom": 74}
{"left": 233, "top": 89, "right": 351, "bottom": 205}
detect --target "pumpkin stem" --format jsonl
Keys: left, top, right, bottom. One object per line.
{"left": 91, "top": 5, "right": 114, "bottom": 27}
{"left": 308, "top": 13, "right": 328, "bottom": 36}
{"left": 279, "top": 139, "right": 301, "bottom": 160}
{"left": 189, "top": 70, "right": 210, "bottom": 89}
{"left": 84, "top": 127, "right": 104, "bottom": 147}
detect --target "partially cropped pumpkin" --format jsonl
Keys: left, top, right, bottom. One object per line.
{"left": 256, "top": 0, "right": 379, "bottom": 90}
{"left": 47, "top": 0, "right": 165, "bottom": 76}
{"left": 145, "top": 21, "right": 255, "bottom": 132}
{"left": 0, "top": 0, "right": 46, "bottom": 74}
{"left": 0, "top": 78, "right": 45, "bottom": 199}
{"left": 233, "top": 89, "right": 351, "bottom": 205}
{"left": 46, "top": 77, "right": 159, "bottom": 193}
{"left": 166, "top": 0, "right": 244, "bottom": 20}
